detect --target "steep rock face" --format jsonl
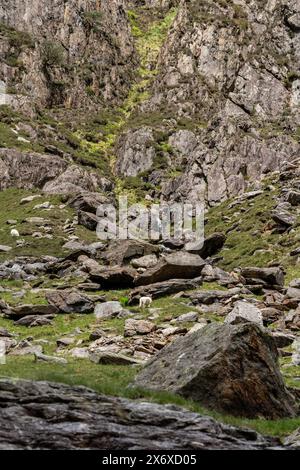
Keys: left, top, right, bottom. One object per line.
{"left": 116, "top": 0, "right": 300, "bottom": 205}
{"left": 0, "top": 0, "right": 136, "bottom": 112}
{"left": 0, "top": 378, "right": 285, "bottom": 450}
{"left": 0, "top": 148, "right": 106, "bottom": 193}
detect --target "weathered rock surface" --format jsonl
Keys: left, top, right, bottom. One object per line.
{"left": 116, "top": 0, "right": 300, "bottom": 206}
{"left": 89, "top": 266, "right": 136, "bottom": 288}
{"left": 94, "top": 301, "right": 127, "bottom": 320}
{"left": 188, "top": 287, "right": 243, "bottom": 305}
{"left": 0, "top": 0, "right": 136, "bottom": 112}
{"left": 0, "top": 379, "right": 285, "bottom": 450}
{"left": 225, "top": 301, "right": 263, "bottom": 326}
{"left": 240, "top": 267, "right": 285, "bottom": 288}
{"left": 45, "top": 290, "right": 95, "bottom": 313}
{"left": 185, "top": 233, "right": 226, "bottom": 258}
{"left": 103, "top": 240, "right": 159, "bottom": 266}
{"left": 14, "top": 315, "right": 54, "bottom": 327}
{"left": 5, "top": 304, "right": 57, "bottom": 319}
{"left": 135, "top": 322, "right": 297, "bottom": 419}
{"left": 0, "top": 149, "right": 105, "bottom": 194}
{"left": 129, "top": 277, "right": 203, "bottom": 304}
{"left": 89, "top": 351, "right": 141, "bottom": 366}
{"left": 135, "top": 252, "right": 205, "bottom": 286}
{"left": 124, "top": 319, "right": 156, "bottom": 337}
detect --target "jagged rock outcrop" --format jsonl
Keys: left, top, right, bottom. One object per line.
{"left": 0, "top": 0, "right": 136, "bottom": 112}
{"left": 116, "top": 0, "right": 300, "bottom": 205}
{"left": 0, "top": 378, "right": 286, "bottom": 449}
{"left": 0, "top": 148, "right": 107, "bottom": 193}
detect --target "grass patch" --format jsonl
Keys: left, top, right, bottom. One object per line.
{"left": 1, "top": 356, "right": 299, "bottom": 439}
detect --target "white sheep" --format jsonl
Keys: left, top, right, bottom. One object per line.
{"left": 10, "top": 229, "right": 20, "bottom": 238}
{"left": 139, "top": 296, "right": 152, "bottom": 309}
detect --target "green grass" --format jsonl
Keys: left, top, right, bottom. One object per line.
{"left": 205, "top": 177, "right": 300, "bottom": 281}
{"left": 0, "top": 188, "right": 98, "bottom": 261}
{"left": 1, "top": 356, "right": 299, "bottom": 439}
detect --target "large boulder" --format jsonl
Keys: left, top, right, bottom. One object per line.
{"left": 45, "top": 290, "right": 95, "bottom": 313}
{"left": 135, "top": 322, "right": 297, "bottom": 419}
{"left": 68, "top": 192, "right": 110, "bottom": 214}
{"left": 224, "top": 301, "right": 263, "bottom": 326}
{"left": 188, "top": 287, "right": 242, "bottom": 305}
{"left": 129, "top": 277, "right": 203, "bottom": 304}
{"left": 5, "top": 304, "right": 58, "bottom": 319}
{"left": 285, "top": 279, "right": 300, "bottom": 300}
{"left": 240, "top": 267, "right": 284, "bottom": 288}
{"left": 94, "top": 301, "right": 127, "bottom": 320}
{"left": 0, "top": 379, "right": 284, "bottom": 450}
{"left": 185, "top": 233, "right": 226, "bottom": 258}
{"left": 89, "top": 266, "right": 136, "bottom": 289}
{"left": 103, "top": 240, "right": 159, "bottom": 266}
{"left": 135, "top": 252, "right": 205, "bottom": 286}
{"left": 78, "top": 211, "right": 99, "bottom": 231}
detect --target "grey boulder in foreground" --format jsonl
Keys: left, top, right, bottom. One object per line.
{"left": 0, "top": 378, "right": 285, "bottom": 450}
{"left": 135, "top": 322, "right": 297, "bottom": 419}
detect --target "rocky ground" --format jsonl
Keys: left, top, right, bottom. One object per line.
{"left": 0, "top": 0, "right": 300, "bottom": 450}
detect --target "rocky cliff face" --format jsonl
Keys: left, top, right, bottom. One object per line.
{"left": 115, "top": 0, "right": 300, "bottom": 205}
{"left": 2, "top": 1, "right": 299, "bottom": 205}
{"left": 0, "top": 0, "right": 136, "bottom": 112}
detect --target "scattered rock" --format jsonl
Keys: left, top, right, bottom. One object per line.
{"left": 271, "top": 332, "right": 295, "bottom": 349}
{"left": 272, "top": 207, "right": 295, "bottom": 227}
{"left": 78, "top": 211, "right": 98, "bottom": 231}
{"left": 14, "top": 315, "right": 54, "bottom": 327}
{"left": 285, "top": 428, "right": 300, "bottom": 449}
{"left": 161, "top": 326, "right": 187, "bottom": 337}
{"left": 89, "top": 329, "right": 105, "bottom": 341}
{"left": 176, "top": 312, "right": 198, "bottom": 323}
{"left": 89, "top": 351, "right": 141, "bottom": 366}
{"left": 94, "top": 301, "right": 126, "bottom": 320}
{"left": 287, "top": 191, "right": 300, "bottom": 206}
{"left": 124, "top": 319, "right": 156, "bottom": 337}
{"left": 89, "top": 266, "right": 136, "bottom": 289}
{"left": 68, "top": 192, "right": 109, "bottom": 214}
{"left": 10, "top": 344, "right": 43, "bottom": 357}
{"left": 20, "top": 195, "right": 41, "bottom": 205}
{"left": 69, "top": 348, "right": 89, "bottom": 359}
{"left": 131, "top": 254, "right": 158, "bottom": 269}
{"left": 0, "top": 245, "right": 12, "bottom": 252}
{"left": 34, "top": 352, "right": 67, "bottom": 365}
{"left": 188, "top": 287, "right": 242, "bottom": 305}
{"left": 225, "top": 301, "right": 263, "bottom": 326}
{"left": 103, "top": 240, "right": 159, "bottom": 266}
{"left": 56, "top": 337, "right": 75, "bottom": 348}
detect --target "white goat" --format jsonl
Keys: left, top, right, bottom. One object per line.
{"left": 139, "top": 296, "right": 152, "bottom": 309}
{"left": 10, "top": 229, "right": 20, "bottom": 238}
